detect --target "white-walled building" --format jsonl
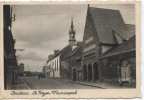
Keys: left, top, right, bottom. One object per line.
{"left": 44, "top": 19, "right": 78, "bottom": 79}
{"left": 46, "top": 55, "right": 60, "bottom": 78}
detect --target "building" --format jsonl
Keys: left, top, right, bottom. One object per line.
{"left": 45, "top": 46, "right": 72, "bottom": 79}
{"left": 82, "top": 6, "right": 135, "bottom": 84}
{"left": 4, "top": 5, "right": 18, "bottom": 89}
{"left": 99, "top": 36, "right": 136, "bottom": 86}
{"left": 65, "top": 42, "right": 83, "bottom": 81}
{"left": 59, "top": 19, "right": 81, "bottom": 79}
{"left": 44, "top": 50, "right": 60, "bottom": 78}
{"left": 18, "top": 63, "right": 24, "bottom": 76}
{"left": 48, "top": 55, "right": 60, "bottom": 78}
{"left": 42, "top": 65, "right": 49, "bottom": 77}
{"left": 45, "top": 19, "right": 79, "bottom": 79}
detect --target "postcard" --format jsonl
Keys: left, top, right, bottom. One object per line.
{"left": 0, "top": 0, "right": 141, "bottom": 99}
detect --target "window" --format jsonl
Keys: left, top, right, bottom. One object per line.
{"left": 55, "top": 60, "right": 57, "bottom": 71}
{"left": 52, "top": 62, "right": 54, "bottom": 70}
{"left": 83, "top": 44, "right": 96, "bottom": 52}
{"left": 85, "top": 37, "right": 94, "bottom": 44}
{"left": 84, "top": 52, "right": 95, "bottom": 58}
{"left": 101, "top": 46, "right": 112, "bottom": 54}
{"left": 56, "top": 59, "right": 58, "bottom": 71}
{"left": 56, "top": 58, "right": 59, "bottom": 71}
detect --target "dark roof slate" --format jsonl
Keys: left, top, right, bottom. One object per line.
{"left": 100, "top": 36, "right": 135, "bottom": 58}
{"left": 126, "top": 24, "right": 135, "bottom": 38}
{"left": 59, "top": 45, "right": 72, "bottom": 60}
{"left": 88, "top": 7, "right": 130, "bottom": 44}
{"left": 68, "top": 42, "right": 83, "bottom": 57}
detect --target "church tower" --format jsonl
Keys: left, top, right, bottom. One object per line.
{"left": 69, "top": 18, "right": 76, "bottom": 47}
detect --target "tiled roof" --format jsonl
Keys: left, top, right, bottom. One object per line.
{"left": 88, "top": 7, "right": 130, "bottom": 44}
{"left": 100, "top": 36, "right": 135, "bottom": 59}
{"left": 68, "top": 42, "right": 83, "bottom": 57}
{"left": 47, "top": 45, "right": 72, "bottom": 62}
{"left": 59, "top": 45, "right": 72, "bottom": 60}
{"left": 62, "top": 42, "right": 83, "bottom": 60}
{"left": 126, "top": 24, "right": 135, "bottom": 38}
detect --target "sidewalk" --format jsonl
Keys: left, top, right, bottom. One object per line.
{"left": 12, "top": 77, "right": 30, "bottom": 89}
{"left": 74, "top": 81, "right": 133, "bottom": 89}
{"left": 49, "top": 78, "right": 129, "bottom": 89}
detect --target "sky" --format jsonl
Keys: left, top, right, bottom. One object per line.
{"left": 12, "top": 4, "right": 135, "bottom": 72}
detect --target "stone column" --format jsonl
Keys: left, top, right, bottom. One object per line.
{"left": 82, "top": 66, "right": 84, "bottom": 81}
{"left": 92, "top": 63, "right": 95, "bottom": 82}
{"left": 98, "top": 62, "right": 102, "bottom": 82}
{"left": 87, "top": 65, "right": 89, "bottom": 81}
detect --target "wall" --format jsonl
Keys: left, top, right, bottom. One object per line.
{"left": 46, "top": 55, "right": 60, "bottom": 78}
{"left": 100, "top": 51, "right": 136, "bottom": 86}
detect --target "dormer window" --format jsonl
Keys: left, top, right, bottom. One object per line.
{"left": 85, "top": 36, "right": 94, "bottom": 44}
{"left": 83, "top": 44, "right": 96, "bottom": 53}
{"left": 112, "top": 30, "right": 125, "bottom": 44}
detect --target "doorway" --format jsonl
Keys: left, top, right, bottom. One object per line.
{"left": 93, "top": 63, "right": 99, "bottom": 81}
{"left": 83, "top": 65, "right": 87, "bottom": 81}
{"left": 120, "top": 60, "right": 131, "bottom": 83}
{"left": 88, "top": 64, "right": 92, "bottom": 81}
{"left": 73, "top": 69, "right": 77, "bottom": 81}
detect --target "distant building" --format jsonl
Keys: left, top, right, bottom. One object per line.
{"left": 18, "top": 63, "right": 24, "bottom": 76}
{"left": 65, "top": 42, "right": 83, "bottom": 81}
{"left": 82, "top": 6, "right": 135, "bottom": 87}
{"left": 46, "top": 48, "right": 71, "bottom": 79}
{"left": 59, "top": 19, "right": 79, "bottom": 79}
{"left": 68, "top": 18, "right": 77, "bottom": 49}
{"left": 4, "top": 5, "right": 18, "bottom": 89}
{"left": 47, "top": 55, "right": 60, "bottom": 78}
{"left": 42, "top": 66, "right": 48, "bottom": 77}
{"left": 45, "top": 19, "right": 78, "bottom": 79}
{"left": 47, "top": 54, "right": 54, "bottom": 62}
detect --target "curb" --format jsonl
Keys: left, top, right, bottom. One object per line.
{"left": 12, "top": 79, "right": 31, "bottom": 89}
{"left": 74, "top": 81, "right": 106, "bottom": 89}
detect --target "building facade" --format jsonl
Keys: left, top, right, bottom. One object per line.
{"left": 45, "top": 45, "right": 72, "bottom": 79}
{"left": 59, "top": 45, "right": 72, "bottom": 79}
{"left": 65, "top": 42, "right": 83, "bottom": 81}
{"left": 81, "top": 6, "right": 135, "bottom": 86}
{"left": 4, "top": 5, "right": 18, "bottom": 89}
{"left": 46, "top": 55, "right": 61, "bottom": 78}
{"left": 44, "top": 19, "right": 78, "bottom": 79}
{"left": 18, "top": 63, "right": 24, "bottom": 76}
{"left": 99, "top": 36, "right": 136, "bottom": 86}
{"left": 43, "top": 6, "right": 136, "bottom": 87}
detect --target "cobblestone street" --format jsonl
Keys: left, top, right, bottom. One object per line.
{"left": 19, "top": 76, "right": 100, "bottom": 89}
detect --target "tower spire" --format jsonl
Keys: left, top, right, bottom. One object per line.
{"left": 71, "top": 17, "right": 74, "bottom": 31}
{"left": 69, "top": 17, "right": 76, "bottom": 47}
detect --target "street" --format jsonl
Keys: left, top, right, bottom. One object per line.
{"left": 20, "top": 76, "right": 100, "bottom": 89}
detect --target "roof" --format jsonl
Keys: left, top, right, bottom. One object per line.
{"left": 87, "top": 7, "right": 131, "bottom": 44}
{"left": 66, "top": 42, "right": 83, "bottom": 58}
{"left": 126, "top": 24, "right": 135, "bottom": 38}
{"left": 47, "top": 45, "right": 72, "bottom": 62}
{"left": 100, "top": 35, "right": 135, "bottom": 59}
{"left": 59, "top": 45, "right": 72, "bottom": 60}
